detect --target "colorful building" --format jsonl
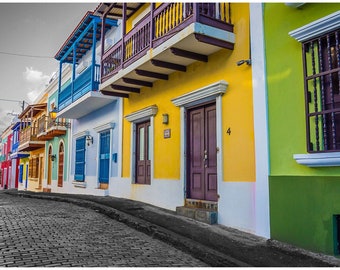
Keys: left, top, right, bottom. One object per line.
{"left": 54, "top": 11, "right": 121, "bottom": 195}
{"left": 11, "top": 120, "right": 29, "bottom": 190}
{"left": 95, "top": 3, "right": 269, "bottom": 236}
{"left": 42, "top": 71, "right": 71, "bottom": 193}
{"left": 257, "top": 3, "right": 340, "bottom": 255}
{"left": 0, "top": 125, "right": 14, "bottom": 189}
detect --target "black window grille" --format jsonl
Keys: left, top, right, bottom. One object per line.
{"left": 303, "top": 29, "right": 340, "bottom": 152}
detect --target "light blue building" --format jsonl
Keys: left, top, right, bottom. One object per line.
{"left": 54, "top": 11, "right": 122, "bottom": 195}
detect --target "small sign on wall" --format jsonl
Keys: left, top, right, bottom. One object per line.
{"left": 164, "top": 129, "right": 171, "bottom": 139}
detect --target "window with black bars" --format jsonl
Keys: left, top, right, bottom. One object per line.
{"left": 303, "top": 29, "right": 340, "bottom": 152}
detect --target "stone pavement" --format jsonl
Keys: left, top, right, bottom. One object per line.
{"left": 0, "top": 192, "right": 207, "bottom": 267}
{"left": 4, "top": 189, "right": 340, "bottom": 267}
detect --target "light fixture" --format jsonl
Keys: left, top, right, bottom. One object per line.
{"left": 237, "top": 59, "right": 252, "bottom": 66}
{"left": 50, "top": 154, "right": 56, "bottom": 162}
{"left": 86, "top": 135, "right": 93, "bottom": 146}
{"left": 49, "top": 106, "right": 58, "bottom": 119}
{"left": 162, "top": 113, "right": 169, "bottom": 125}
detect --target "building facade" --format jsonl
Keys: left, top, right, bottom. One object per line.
{"left": 96, "top": 3, "right": 269, "bottom": 236}
{"left": 54, "top": 11, "right": 122, "bottom": 196}
{"left": 258, "top": 3, "right": 340, "bottom": 255}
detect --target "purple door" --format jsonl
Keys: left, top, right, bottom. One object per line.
{"left": 187, "top": 103, "right": 217, "bottom": 201}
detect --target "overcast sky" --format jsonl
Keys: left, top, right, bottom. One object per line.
{"left": 0, "top": 2, "right": 98, "bottom": 133}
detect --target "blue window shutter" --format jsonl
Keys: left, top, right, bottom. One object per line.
{"left": 75, "top": 136, "right": 86, "bottom": 181}
{"left": 99, "top": 131, "right": 110, "bottom": 183}
{"left": 19, "top": 164, "right": 23, "bottom": 183}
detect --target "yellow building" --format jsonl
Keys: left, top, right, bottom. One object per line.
{"left": 95, "top": 2, "right": 266, "bottom": 235}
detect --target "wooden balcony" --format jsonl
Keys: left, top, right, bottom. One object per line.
{"left": 37, "top": 116, "right": 70, "bottom": 141}
{"left": 99, "top": 3, "right": 234, "bottom": 97}
{"left": 18, "top": 126, "right": 45, "bottom": 152}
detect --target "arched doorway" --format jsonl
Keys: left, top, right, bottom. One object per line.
{"left": 47, "top": 146, "right": 52, "bottom": 186}
{"left": 58, "top": 142, "right": 64, "bottom": 187}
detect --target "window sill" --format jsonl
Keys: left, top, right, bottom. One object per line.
{"left": 293, "top": 152, "right": 340, "bottom": 167}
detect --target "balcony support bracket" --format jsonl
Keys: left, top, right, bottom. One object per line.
{"left": 151, "top": 59, "right": 186, "bottom": 72}
{"left": 101, "top": 90, "right": 129, "bottom": 98}
{"left": 111, "top": 84, "right": 140, "bottom": 93}
{"left": 122, "top": 78, "right": 153, "bottom": 87}
{"left": 170, "top": 47, "right": 208, "bottom": 62}
{"left": 135, "top": 69, "right": 168, "bottom": 80}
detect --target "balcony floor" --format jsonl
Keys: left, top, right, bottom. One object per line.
{"left": 57, "top": 90, "right": 118, "bottom": 119}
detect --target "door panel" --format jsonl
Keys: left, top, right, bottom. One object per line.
{"left": 205, "top": 104, "right": 217, "bottom": 201}
{"left": 99, "top": 131, "right": 110, "bottom": 184}
{"left": 136, "top": 121, "right": 151, "bottom": 184}
{"left": 58, "top": 143, "right": 64, "bottom": 187}
{"left": 187, "top": 103, "right": 217, "bottom": 201}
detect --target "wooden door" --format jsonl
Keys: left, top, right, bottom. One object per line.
{"left": 136, "top": 121, "right": 151, "bottom": 184}
{"left": 47, "top": 147, "right": 52, "bottom": 185}
{"left": 58, "top": 143, "right": 64, "bottom": 187}
{"left": 187, "top": 103, "right": 217, "bottom": 201}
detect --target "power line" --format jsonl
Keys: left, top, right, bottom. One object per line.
{"left": 0, "top": 51, "right": 53, "bottom": 59}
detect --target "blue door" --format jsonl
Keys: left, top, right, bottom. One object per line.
{"left": 25, "top": 164, "right": 28, "bottom": 189}
{"left": 99, "top": 131, "right": 110, "bottom": 184}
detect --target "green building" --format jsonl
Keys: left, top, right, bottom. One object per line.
{"left": 260, "top": 3, "right": 340, "bottom": 255}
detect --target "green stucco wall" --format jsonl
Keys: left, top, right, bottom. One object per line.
{"left": 264, "top": 3, "right": 340, "bottom": 255}
{"left": 270, "top": 175, "right": 340, "bottom": 255}
{"left": 264, "top": 3, "right": 340, "bottom": 176}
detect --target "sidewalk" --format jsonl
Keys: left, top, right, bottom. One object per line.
{"left": 3, "top": 189, "right": 340, "bottom": 267}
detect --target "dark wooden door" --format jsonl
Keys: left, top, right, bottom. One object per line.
{"left": 187, "top": 103, "right": 217, "bottom": 201}
{"left": 136, "top": 121, "right": 151, "bottom": 184}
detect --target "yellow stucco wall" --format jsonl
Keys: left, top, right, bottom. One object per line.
{"left": 122, "top": 3, "right": 255, "bottom": 182}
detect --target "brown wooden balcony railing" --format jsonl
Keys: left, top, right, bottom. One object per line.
{"left": 101, "top": 3, "right": 232, "bottom": 83}
{"left": 37, "top": 115, "right": 70, "bottom": 136}
{"left": 19, "top": 126, "right": 38, "bottom": 145}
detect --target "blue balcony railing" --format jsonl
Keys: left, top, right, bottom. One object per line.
{"left": 58, "top": 64, "right": 100, "bottom": 111}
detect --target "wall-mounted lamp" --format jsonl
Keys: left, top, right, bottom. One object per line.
{"left": 49, "top": 107, "right": 58, "bottom": 119}
{"left": 162, "top": 113, "right": 169, "bottom": 125}
{"left": 237, "top": 59, "right": 252, "bottom": 66}
{"left": 86, "top": 135, "right": 93, "bottom": 146}
{"left": 50, "top": 154, "right": 56, "bottom": 162}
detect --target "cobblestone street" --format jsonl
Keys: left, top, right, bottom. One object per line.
{"left": 0, "top": 193, "right": 208, "bottom": 267}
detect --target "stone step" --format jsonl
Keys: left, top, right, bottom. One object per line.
{"left": 184, "top": 198, "right": 218, "bottom": 211}
{"left": 176, "top": 206, "right": 218, "bottom": 224}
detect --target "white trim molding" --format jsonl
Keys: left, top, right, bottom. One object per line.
{"left": 94, "top": 122, "right": 116, "bottom": 132}
{"left": 73, "top": 130, "right": 89, "bottom": 139}
{"left": 294, "top": 152, "right": 340, "bottom": 167}
{"left": 289, "top": 11, "right": 340, "bottom": 42}
{"left": 125, "top": 105, "right": 158, "bottom": 123}
{"left": 171, "top": 80, "right": 228, "bottom": 108}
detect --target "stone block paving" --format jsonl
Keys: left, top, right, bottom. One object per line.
{"left": 0, "top": 194, "right": 208, "bottom": 267}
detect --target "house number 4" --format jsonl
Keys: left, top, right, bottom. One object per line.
{"left": 226, "top": 127, "right": 231, "bottom": 135}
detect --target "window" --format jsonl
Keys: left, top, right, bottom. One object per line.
{"left": 303, "top": 29, "right": 340, "bottom": 152}
{"left": 136, "top": 121, "right": 151, "bottom": 184}
{"left": 75, "top": 137, "right": 86, "bottom": 181}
